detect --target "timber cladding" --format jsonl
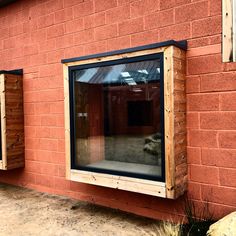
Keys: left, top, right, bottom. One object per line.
{"left": 0, "top": 71, "right": 24, "bottom": 170}
{"left": 63, "top": 42, "right": 187, "bottom": 199}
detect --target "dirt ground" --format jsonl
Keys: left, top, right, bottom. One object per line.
{"left": 0, "top": 183, "right": 160, "bottom": 236}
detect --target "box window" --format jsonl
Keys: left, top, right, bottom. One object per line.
{"left": 63, "top": 41, "right": 187, "bottom": 199}
{"left": 70, "top": 55, "right": 164, "bottom": 181}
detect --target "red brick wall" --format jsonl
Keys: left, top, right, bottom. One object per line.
{"left": 0, "top": 0, "right": 235, "bottom": 221}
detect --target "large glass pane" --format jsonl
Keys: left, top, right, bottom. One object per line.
{"left": 72, "top": 57, "right": 163, "bottom": 180}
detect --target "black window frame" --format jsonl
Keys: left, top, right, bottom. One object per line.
{"left": 68, "top": 52, "right": 165, "bottom": 182}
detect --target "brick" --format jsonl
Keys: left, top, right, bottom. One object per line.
{"left": 54, "top": 7, "right": 73, "bottom": 24}
{"left": 25, "top": 138, "right": 40, "bottom": 150}
{"left": 74, "top": 29, "right": 94, "bottom": 45}
{"left": 25, "top": 161, "right": 41, "bottom": 173}
{"left": 35, "top": 150, "right": 52, "bottom": 163}
{"left": 209, "top": 35, "right": 221, "bottom": 45}
{"left": 119, "top": 18, "right": 144, "bottom": 36}
{"left": 35, "top": 126, "right": 51, "bottom": 139}
{"left": 210, "top": 0, "right": 221, "bottom": 16}
{"left": 38, "top": 14, "right": 54, "bottom": 29}
{"left": 31, "top": 29, "right": 47, "bottom": 44}
{"left": 95, "top": 0, "right": 117, "bottom": 12}
{"left": 201, "top": 185, "right": 236, "bottom": 207}
{"left": 24, "top": 103, "right": 35, "bottom": 115}
{"left": 65, "top": 18, "right": 84, "bottom": 34}
{"left": 219, "top": 131, "right": 236, "bottom": 149}
{"left": 188, "top": 37, "right": 209, "bottom": 49}
{"left": 54, "top": 177, "right": 70, "bottom": 190}
{"left": 130, "top": 0, "right": 159, "bottom": 18}
{"left": 187, "top": 44, "right": 221, "bottom": 58}
{"left": 9, "top": 24, "right": 24, "bottom": 36}
{"left": 187, "top": 94, "right": 219, "bottom": 111}
{"left": 175, "top": 1, "right": 208, "bottom": 24}
{"left": 35, "top": 103, "right": 51, "bottom": 114}
{"left": 39, "top": 39, "right": 56, "bottom": 53}
{"left": 190, "top": 165, "right": 219, "bottom": 184}
{"left": 186, "top": 112, "right": 199, "bottom": 129}
{"left": 3, "top": 37, "right": 16, "bottom": 49}
{"left": 187, "top": 147, "right": 201, "bottom": 164}
{"left": 55, "top": 34, "right": 74, "bottom": 49}
{"left": 40, "top": 163, "right": 56, "bottom": 175}
{"left": 50, "top": 127, "right": 64, "bottom": 139}
{"left": 202, "top": 148, "right": 236, "bottom": 168}
{"left": 24, "top": 44, "right": 38, "bottom": 56}
{"left": 200, "top": 112, "right": 236, "bottom": 130}
{"left": 57, "top": 139, "right": 65, "bottom": 153}
{"left": 201, "top": 73, "right": 236, "bottom": 92}
{"left": 64, "top": 0, "right": 84, "bottom": 8}
{"left": 24, "top": 91, "right": 40, "bottom": 103}
{"left": 84, "top": 12, "right": 105, "bottom": 29}
{"left": 74, "top": 0, "right": 94, "bottom": 18}
{"left": 41, "top": 115, "right": 58, "bottom": 127}
{"left": 35, "top": 174, "right": 54, "bottom": 188}
{"left": 39, "top": 88, "right": 64, "bottom": 102}
{"left": 30, "top": 53, "right": 47, "bottom": 66}
{"left": 39, "top": 64, "right": 58, "bottom": 77}
{"left": 220, "top": 168, "right": 236, "bottom": 188}
{"left": 56, "top": 114, "right": 64, "bottom": 127}
{"left": 40, "top": 138, "right": 58, "bottom": 151}
{"left": 188, "top": 182, "right": 201, "bottom": 200}
{"left": 84, "top": 40, "right": 107, "bottom": 55}
{"left": 188, "top": 130, "right": 218, "bottom": 147}
{"left": 24, "top": 126, "right": 36, "bottom": 138}
{"left": 159, "top": 22, "right": 190, "bottom": 41}
{"left": 160, "top": 0, "right": 191, "bottom": 10}
{"left": 44, "top": 0, "right": 63, "bottom": 15}
{"left": 106, "top": 5, "right": 130, "bottom": 24}
{"left": 50, "top": 102, "right": 64, "bottom": 114}
{"left": 94, "top": 24, "right": 117, "bottom": 41}
{"left": 192, "top": 16, "right": 221, "bottom": 38}
{"left": 131, "top": 30, "right": 158, "bottom": 47}
{"left": 0, "top": 28, "right": 9, "bottom": 40}
{"left": 47, "top": 24, "right": 64, "bottom": 39}
{"left": 186, "top": 75, "right": 200, "bottom": 93}
{"left": 107, "top": 36, "right": 130, "bottom": 51}
{"left": 64, "top": 45, "right": 84, "bottom": 58}
{"left": 144, "top": 9, "right": 174, "bottom": 30}
{"left": 22, "top": 172, "right": 36, "bottom": 185}
{"left": 188, "top": 54, "right": 223, "bottom": 75}
{"left": 47, "top": 49, "right": 64, "bottom": 64}
{"left": 220, "top": 92, "right": 236, "bottom": 111}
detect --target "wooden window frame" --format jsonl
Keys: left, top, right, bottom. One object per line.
{"left": 223, "top": 0, "right": 236, "bottom": 62}
{"left": 62, "top": 41, "right": 187, "bottom": 199}
{"left": 0, "top": 70, "right": 24, "bottom": 170}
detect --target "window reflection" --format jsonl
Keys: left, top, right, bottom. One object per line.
{"left": 73, "top": 58, "right": 163, "bottom": 180}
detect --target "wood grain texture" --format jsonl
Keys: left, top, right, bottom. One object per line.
{"left": 63, "top": 64, "right": 71, "bottom": 179}
{"left": 71, "top": 170, "right": 166, "bottom": 197}
{"left": 222, "top": 0, "right": 234, "bottom": 62}
{"left": 173, "top": 47, "right": 187, "bottom": 198}
{"left": 0, "top": 73, "right": 24, "bottom": 170}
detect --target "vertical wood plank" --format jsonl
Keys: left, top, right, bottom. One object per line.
{"left": 164, "top": 46, "right": 175, "bottom": 199}
{"left": 5, "top": 74, "right": 25, "bottom": 169}
{"left": 64, "top": 65, "right": 71, "bottom": 179}
{"left": 223, "top": 0, "right": 234, "bottom": 62}
{"left": 0, "top": 74, "right": 7, "bottom": 169}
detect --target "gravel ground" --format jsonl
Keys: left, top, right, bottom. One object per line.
{"left": 0, "top": 183, "right": 161, "bottom": 236}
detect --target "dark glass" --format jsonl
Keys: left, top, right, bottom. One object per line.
{"left": 72, "top": 58, "right": 163, "bottom": 180}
